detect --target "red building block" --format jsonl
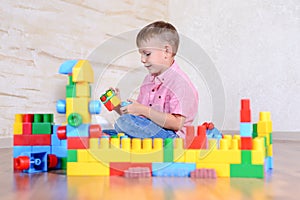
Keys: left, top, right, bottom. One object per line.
{"left": 104, "top": 101, "right": 114, "bottom": 111}
{"left": 13, "top": 135, "right": 51, "bottom": 146}
{"left": 57, "top": 126, "right": 67, "bottom": 140}
{"left": 188, "top": 125, "right": 207, "bottom": 149}
{"left": 23, "top": 114, "right": 34, "bottom": 123}
{"left": 240, "top": 99, "right": 251, "bottom": 122}
{"left": 110, "top": 162, "right": 153, "bottom": 176}
{"left": 185, "top": 126, "right": 195, "bottom": 149}
{"left": 89, "top": 124, "right": 102, "bottom": 138}
{"left": 22, "top": 123, "right": 32, "bottom": 135}
{"left": 67, "top": 137, "right": 89, "bottom": 149}
{"left": 241, "top": 137, "right": 253, "bottom": 150}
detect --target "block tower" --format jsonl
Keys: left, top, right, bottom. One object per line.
{"left": 55, "top": 60, "right": 105, "bottom": 175}
{"left": 229, "top": 99, "right": 273, "bottom": 178}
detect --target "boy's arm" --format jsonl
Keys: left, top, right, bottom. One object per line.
{"left": 144, "top": 108, "right": 186, "bottom": 131}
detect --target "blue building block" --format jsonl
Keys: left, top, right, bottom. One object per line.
{"left": 58, "top": 60, "right": 77, "bottom": 74}
{"left": 61, "top": 139, "right": 67, "bottom": 147}
{"left": 51, "top": 125, "right": 61, "bottom": 146}
{"left": 66, "top": 124, "right": 89, "bottom": 137}
{"left": 240, "top": 123, "right": 253, "bottom": 137}
{"left": 13, "top": 146, "right": 31, "bottom": 158}
{"left": 89, "top": 100, "right": 101, "bottom": 114}
{"left": 18, "top": 152, "right": 48, "bottom": 173}
{"left": 51, "top": 146, "right": 67, "bottom": 158}
{"left": 265, "top": 156, "right": 273, "bottom": 171}
{"left": 206, "top": 127, "right": 223, "bottom": 139}
{"left": 152, "top": 163, "right": 196, "bottom": 177}
{"left": 31, "top": 146, "right": 51, "bottom": 154}
{"left": 56, "top": 100, "right": 66, "bottom": 114}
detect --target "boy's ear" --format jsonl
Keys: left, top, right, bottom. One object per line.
{"left": 164, "top": 44, "right": 173, "bottom": 57}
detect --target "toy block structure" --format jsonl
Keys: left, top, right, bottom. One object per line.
{"left": 13, "top": 59, "right": 274, "bottom": 179}
{"left": 13, "top": 113, "right": 62, "bottom": 173}
{"left": 99, "top": 89, "right": 121, "bottom": 111}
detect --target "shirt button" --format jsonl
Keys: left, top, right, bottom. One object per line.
{"left": 152, "top": 89, "right": 155, "bottom": 92}
{"left": 158, "top": 96, "right": 161, "bottom": 99}
{"left": 149, "top": 104, "right": 152, "bottom": 106}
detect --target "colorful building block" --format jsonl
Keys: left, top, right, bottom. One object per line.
{"left": 131, "top": 138, "right": 163, "bottom": 163}
{"left": 152, "top": 163, "right": 196, "bottom": 177}
{"left": 67, "top": 162, "right": 109, "bottom": 176}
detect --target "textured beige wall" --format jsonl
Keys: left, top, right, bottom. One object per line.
{"left": 169, "top": 0, "right": 300, "bottom": 131}
{"left": 1, "top": 0, "right": 299, "bottom": 139}
{"left": 0, "top": 0, "right": 168, "bottom": 137}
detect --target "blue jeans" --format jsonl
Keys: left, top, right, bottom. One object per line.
{"left": 113, "top": 114, "right": 178, "bottom": 139}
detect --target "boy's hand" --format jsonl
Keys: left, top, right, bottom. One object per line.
{"left": 120, "top": 99, "right": 147, "bottom": 116}
{"left": 109, "top": 87, "right": 121, "bottom": 100}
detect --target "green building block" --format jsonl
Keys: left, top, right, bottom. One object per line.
{"left": 68, "top": 75, "right": 74, "bottom": 85}
{"left": 230, "top": 164, "right": 264, "bottom": 178}
{"left": 43, "top": 114, "right": 54, "bottom": 123}
{"left": 61, "top": 157, "right": 67, "bottom": 170}
{"left": 164, "top": 138, "right": 173, "bottom": 162}
{"left": 67, "top": 150, "right": 78, "bottom": 162}
{"left": 241, "top": 150, "right": 252, "bottom": 164}
{"left": 32, "top": 122, "right": 52, "bottom": 134}
{"left": 270, "top": 133, "right": 273, "bottom": 144}
{"left": 252, "top": 123, "right": 258, "bottom": 138}
{"left": 66, "top": 84, "right": 76, "bottom": 97}
{"left": 34, "top": 114, "right": 43, "bottom": 122}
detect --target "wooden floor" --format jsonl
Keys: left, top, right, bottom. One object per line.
{"left": 1, "top": 133, "right": 299, "bottom": 200}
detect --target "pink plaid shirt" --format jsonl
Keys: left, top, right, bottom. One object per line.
{"left": 137, "top": 61, "right": 199, "bottom": 138}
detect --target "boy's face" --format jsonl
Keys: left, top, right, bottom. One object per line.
{"left": 138, "top": 38, "right": 172, "bottom": 76}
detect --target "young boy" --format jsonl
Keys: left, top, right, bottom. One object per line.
{"left": 112, "top": 21, "right": 199, "bottom": 139}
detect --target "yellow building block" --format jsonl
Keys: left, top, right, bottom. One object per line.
{"left": 196, "top": 149, "right": 241, "bottom": 164}
{"left": 76, "top": 82, "right": 90, "bottom": 97}
{"left": 66, "top": 97, "right": 91, "bottom": 124}
{"left": 184, "top": 150, "right": 197, "bottom": 163}
{"left": 257, "top": 121, "right": 272, "bottom": 135}
{"left": 15, "top": 114, "right": 23, "bottom": 123}
{"left": 13, "top": 123, "right": 23, "bottom": 135}
{"left": 252, "top": 137, "right": 265, "bottom": 164}
{"left": 208, "top": 139, "right": 218, "bottom": 150}
{"left": 252, "top": 150, "right": 265, "bottom": 164}
{"left": 131, "top": 138, "right": 163, "bottom": 163}
{"left": 110, "top": 96, "right": 121, "bottom": 107}
{"left": 233, "top": 135, "right": 241, "bottom": 149}
{"left": 259, "top": 111, "right": 271, "bottom": 121}
{"left": 72, "top": 60, "right": 94, "bottom": 83}
{"left": 196, "top": 163, "right": 230, "bottom": 177}
{"left": 67, "top": 162, "right": 109, "bottom": 176}
{"left": 268, "top": 144, "right": 273, "bottom": 156}
{"left": 77, "top": 149, "right": 91, "bottom": 162}
{"left": 173, "top": 138, "right": 185, "bottom": 162}
{"left": 223, "top": 135, "right": 232, "bottom": 149}
{"left": 89, "top": 138, "right": 131, "bottom": 164}
{"left": 13, "top": 114, "right": 23, "bottom": 135}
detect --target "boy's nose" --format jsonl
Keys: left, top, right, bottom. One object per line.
{"left": 141, "top": 55, "right": 146, "bottom": 63}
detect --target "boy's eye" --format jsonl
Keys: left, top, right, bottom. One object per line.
{"left": 144, "top": 52, "right": 151, "bottom": 56}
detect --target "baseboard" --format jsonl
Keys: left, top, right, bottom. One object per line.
{"left": 1, "top": 131, "right": 299, "bottom": 148}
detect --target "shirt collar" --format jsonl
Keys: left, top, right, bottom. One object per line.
{"left": 150, "top": 61, "right": 177, "bottom": 85}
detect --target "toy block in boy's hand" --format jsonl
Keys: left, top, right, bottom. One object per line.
{"left": 100, "top": 89, "right": 121, "bottom": 111}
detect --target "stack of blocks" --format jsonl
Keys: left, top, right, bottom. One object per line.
{"left": 13, "top": 113, "right": 62, "bottom": 173}
{"left": 12, "top": 60, "right": 273, "bottom": 179}
{"left": 55, "top": 60, "right": 103, "bottom": 175}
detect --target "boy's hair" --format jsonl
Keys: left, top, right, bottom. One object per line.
{"left": 136, "top": 21, "right": 179, "bottom": 56}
